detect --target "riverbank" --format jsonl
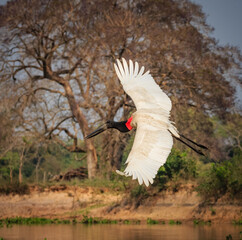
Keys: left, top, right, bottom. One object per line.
{"left": 0, "top": 184, "right": 241, "bottom": 224}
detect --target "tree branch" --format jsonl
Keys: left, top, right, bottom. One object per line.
{"left": 34, "top": 87, "right": 66, "bottom": 97}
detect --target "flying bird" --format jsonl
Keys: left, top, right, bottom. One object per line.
{"left": 86, "top": 58, "right": 207, "bottom": 187}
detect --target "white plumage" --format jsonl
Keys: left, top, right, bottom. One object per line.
{"left": 114, "top": 58, "right": 179, "bottom": 187}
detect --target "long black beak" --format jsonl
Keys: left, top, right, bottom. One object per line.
{"left": 85, "top": 123, "right": 108, "bottom": 139}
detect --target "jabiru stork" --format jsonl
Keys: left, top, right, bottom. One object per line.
{"left": 86, "top": 58, "right": 207, "bottom": 187}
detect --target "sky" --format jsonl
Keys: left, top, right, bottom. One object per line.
{"left": 192, "top": 0, "right": 242, "bottom": 51}
{"left": 191, "top": 0, "right": 242, "bottom": 106}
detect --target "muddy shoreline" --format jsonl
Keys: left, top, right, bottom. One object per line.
{"left": 0, "top": 185, "right": 241, "bottom": 223}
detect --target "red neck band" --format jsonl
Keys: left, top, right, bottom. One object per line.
{"left": 125, "top": 116, "right": 133, "bottom": 130}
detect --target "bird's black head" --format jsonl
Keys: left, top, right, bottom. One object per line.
{"left": 107, "top": 120, "right": 131, "bottom": 133}
{"left": 85, "top": 117, "right": 133, "bottom": 139}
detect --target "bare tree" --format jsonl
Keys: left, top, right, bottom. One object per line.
{"left": 0, "top": 0, "right": 240, "bottom": 178}
{"left": 0, "top": 0, "right": 99, "bottom": 177}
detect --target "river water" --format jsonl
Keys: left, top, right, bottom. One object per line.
{"left": 0, "top": 224, "right": 241, "bottom": 240}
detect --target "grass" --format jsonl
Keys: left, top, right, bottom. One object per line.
{"left": 226, "top": 234, "right": 233, "bottom": 240}
{"left": 210, "top": 207, "right": 216, "bottom": 216}
{"left": 2, "top": 216, "right": 241, "bottom": 228}
{"left": 146, "top": 218, "right": 181, "bottom": 225}
{"left": 146, "top": 219, "right": 182, "bottom": 225}
{"left": 0, "top": 216, "right": 119, "bottom": 226}
{"left": 68, "top": 177, "right": 127, "bottom": 192}
{"left": 0, "top": 177, "right": 128, "bottom": 196}
{"left": 0, "top": 183, "right": 30, "bottom": 195}
{"left": 169, "top": 220, "right": 182, "bottom": 225}
{"left": 133, "top": 220, "right": 141, "bottom": 224}
{"left": 232, "top": 219, "right": 242, "bottom": 225}
{"left": 81, "top": 215, "right": 117, "bottom": 224}
{"left": 147, "top": 218, "right": 159, "bottom": 224}
{"left": 1, "top": 216, "right": 185, "bottom": 226}
{"left": 1, "top": 216, "right": 144, "bottom": 226}
{"left": 81, "top": 218, "right": 143, "bottom": 225}
{"left": 0, "top": 217, "right": 71, "bottom": 227}
{"left": 193, "top": 219, "right": 211, "bottom": 225}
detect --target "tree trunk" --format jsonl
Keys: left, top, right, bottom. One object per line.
{"left": 9, "top": 167, "right": 12, "bottom": 183}
{"left": 86, "top": 140, "right": 98, "bottom": 178}
{"left": 35, "top": 157, "right": 41, "bottom": 183}
{"left": 35, "top": 165, "right": 39, "bottom": 183}
{"left": 64, "top": 82, "right": 97, "bottom": 178}
{"left": 19, "top": 163, "right": 22, "bottom": 184}
{"left": 19, "top": 147, "right": 24, "bottom": 184}
{"left": 43, "top": 171, "right": 46, "bottom": 183}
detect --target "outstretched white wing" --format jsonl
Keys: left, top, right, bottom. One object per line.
{"left": 114, "top": 58, "right": 178, "bottom": 187}
{"left": 114, "top": 58, "right": 172, "bottom": 112}
{"left": 123, "top": 124, "right": 173, "bottom": 187}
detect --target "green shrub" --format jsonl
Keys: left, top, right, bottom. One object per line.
{"left": 0, "top": 183, "right": 30, "bottom": 195}
{"left": 193, "top": 219, "right": 211, "bottom": 225}
{"left": 0, "top": 217, "right": 73, "bottom": 226}
{"left": 232, "top": 219, "right": 242, "bottom": 225}
{"left": 155, "top": 149, "right": 197, "bottom": 188}
{"left": 130, "top": 185, "right": 148, "bottom": 199}
{"left": 169, "top": 220, "right": 182, "bottom": 225}
{"left": 196, "top": 151, "right": 242, "bottom": 199}
{"left": 81, "top": 215, "right": 117, "bottom": 224}
{"left": 123, "top": 220, "right": 130, "bottom": 224}
{"left": 147, "top": 218, "right": 158, "bottom": 224}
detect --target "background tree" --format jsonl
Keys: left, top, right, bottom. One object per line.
{"left": 0, "top": 0, "right": 99, "bottom": 178}
{"left": 0, "top": 0, "right": 241, "bottom": 179}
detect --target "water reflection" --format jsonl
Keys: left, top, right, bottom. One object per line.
{"left": 0, "top": 224, "right": 241, "bottom": 240}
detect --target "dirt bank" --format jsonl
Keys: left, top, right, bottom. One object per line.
{"left": 0, "top": 185, "right": 241, "bottom": 223}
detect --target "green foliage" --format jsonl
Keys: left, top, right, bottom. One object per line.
{"left": 0, "top": 217, "right": 71, "bottom": 226}
{"left": 155, "top": 149, "right": 197, "bottom": 189}
{"left": 147, "top": 218, "right": 159, "bottom": 224}
{"left": 0, "top": 183, "right": 29, "bottom": 195}
{"left": 76, "top": 177, "right": 126, "bottom": 191}
{"left": 0, "top": 167, "right": 9, "bottom": 181}
{"left": 169, "top": 220, "right": 182, "bottom": 225}
{"left": 196, "top": 150, "right": 242, "bottom": 199}
{"left": 130, "top": 185, "right": 148, "bottom": 199}
{"left": 210, "top": 207, "right": 216, "bottom": 216}
{"left": 193, "top": 219, "right": 211, "bottom": 225}
{"left": 81, "top": 215, "right": 117, "bottom": 224}
{"left": 165, "top": 150, "right": 188, "bottom": 178}
{"left": 0, "top": 132, "right": 241, "bottom": 204}
{"left": 22, "top": 162, "right": 35, "bottom": 178}
{"left": 232, "top": 219, "right": 242, "bottom": 225}
{"left": 121, "top": 134, "right": 135, "bottom": 166}
{"left": 134, "top": 220, "right": 141, "bottom": 224}
{"left": 226, "top": 234, "right": 233, "bottom": 240}
{"left": 0, "top": 151, "right": 19, "bottom": 181}
{"left": 81, "top": 215, "right": 94, "bottom": 224}
{"left": 0, "top": 142, "right": 85, "bottom": 184}
{"left": 213, "top": 113, "right": 242, "bottom": 149}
